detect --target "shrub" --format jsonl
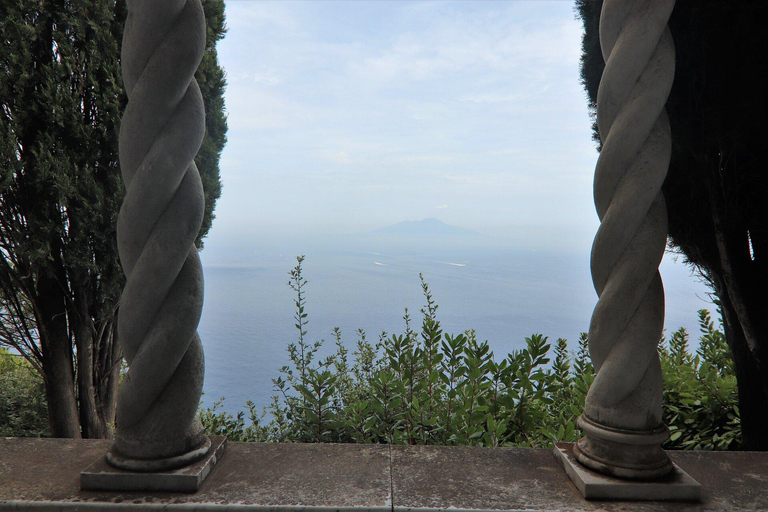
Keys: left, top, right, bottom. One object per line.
{"left": 201, "top": 256, "right": 739, "bottom": 450}
{"left": 199, "top": 398, "right": 271, "bottom": 442}
{"left": 0, "top": 349, "right": 49, "bottom": 437}
{"left": 660, "top": 310, "right": 740, "bottom": 450}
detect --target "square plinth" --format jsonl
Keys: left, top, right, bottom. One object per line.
{"left": 80, "top": 436, "right": 226, "bottom": 493}
{"left": 553, "top": 442, "right": 701, "bottom": 501}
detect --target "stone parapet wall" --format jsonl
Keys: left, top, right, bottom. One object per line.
{"left": 0, "top": 438, "right": 765, "bottom": 511}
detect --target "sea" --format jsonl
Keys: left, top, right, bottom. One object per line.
{"left": 197, "top": 235, "right": 714, "bottom": 416}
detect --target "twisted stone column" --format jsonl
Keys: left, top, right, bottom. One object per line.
{"left": 574, "top": 0, "right": 676, "bottom": 480}
{"left": 108, "top": 0, "right": 210, "bottom": 471}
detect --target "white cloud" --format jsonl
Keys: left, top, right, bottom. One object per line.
{"left": 316, "top": 150, "right": 352, "bottom": 164}
{"left": 350, "top": 5, "right": 581, "bottom": 85}
{"left": 227, "top": 71, "right": 282, "bottom": 86}
{"left": 213, "top": 1, "right": 596, "bottom": 237}
{"left": 225, "top": 86, "right": 310, "bottom": 131}
{"left": 225, "top": 3, "right": 302, "bottom": 35}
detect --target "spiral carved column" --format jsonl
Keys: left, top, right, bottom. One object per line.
{"left": 573, "top": 0, "right": 676, "bottom": 480}
{"left": 108, "top": 0, "right": 210, "bottom": 471}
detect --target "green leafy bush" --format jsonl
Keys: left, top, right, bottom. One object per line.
{"left": 0, "top": 349, "right": 49, "bottom": 437}
{"left": 660, "top": 311, "right": 740, "bottom": 450}
{"left": 198, "top": 398, "right": 270, "bottom": 442}
{"left": 201, "top": 256, "right": 740, "bottom": 450}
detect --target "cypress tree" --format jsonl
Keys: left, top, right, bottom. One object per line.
{"left": 0, "top": 0, "right": 226, "bottom": 438}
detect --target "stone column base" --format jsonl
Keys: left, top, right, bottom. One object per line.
{"left": 107, "top": 435, "right": 212, "bottom": 472}
{"left": 554, "top": 442, "right": 701, "bottom": 501}
{"left": 80, "top": 435, "right": 226, "bottom": 492}
{"left": 574, "top": 415, "right": 672, "bottom": 480}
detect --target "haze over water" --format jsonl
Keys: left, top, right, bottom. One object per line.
{"left": 198, "top": 226, "right": 713, "bottom": 415}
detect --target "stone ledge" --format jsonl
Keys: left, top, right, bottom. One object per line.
{"left": 1, "top": 438, "right": 767, "bottom": 511}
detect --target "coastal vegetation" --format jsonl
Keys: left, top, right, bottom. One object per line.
{"left": 0, "top": 256, "right": 742, "bottom": 450}
{"left": 198, "top": 257, "right": 741, "bottom": 450}
{"left": 0, "top": 349, "right": 48, "bottom": 438}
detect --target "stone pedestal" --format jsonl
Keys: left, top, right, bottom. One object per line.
{"left": 80, "top": 436, "right": 226, "bottom": 493}
{"left": 574, "top": 415, "right": 672, "bottom": 479}
{"left": 554, "top": 443, "right": 700, "bottom": 501}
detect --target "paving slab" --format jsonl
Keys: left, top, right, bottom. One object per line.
{"left": 2, "top": 438, "right": 768, "bottom": 511}
{"left": 390, "top": 444, "right": 579, "bottom": 512}
{"left": 389, "top": 444, "right": 768, "bottom": 512}
{"left": 669, "top": 449, "right": 768, "bottom": 511}
{"left": 0, "top": 439, "right": 391, "bottom": 511}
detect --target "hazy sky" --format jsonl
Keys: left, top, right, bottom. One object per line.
{"left": 206, "top": 0, "right": 599, "bottom": 249}
{"left": 197, "top": 1, "right": 716, "bottom": 381}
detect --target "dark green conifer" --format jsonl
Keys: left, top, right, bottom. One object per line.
{"left": 0, "top": 0, "right": 226, "bottom": 437}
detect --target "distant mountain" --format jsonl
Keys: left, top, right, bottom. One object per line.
{"left": 367, "top": 218, "right": 481, "bottom": 237}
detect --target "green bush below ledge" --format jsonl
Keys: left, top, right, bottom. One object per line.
{"left": 200, "top": 256, "right": 740, "bottom": 450}
{"left": 0, "top": 349, "right": 49, "bottom": 438}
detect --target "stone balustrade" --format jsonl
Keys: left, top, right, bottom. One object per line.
{"left": 2, "top": 438, "right": 767, "bottom": 511}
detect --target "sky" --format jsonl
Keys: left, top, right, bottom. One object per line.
{"left": 205, "top": 0, "right": 600, "bottom": 250}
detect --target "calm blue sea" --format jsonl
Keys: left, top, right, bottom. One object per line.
{"left": 197, "top": 239, "right": 714, "bottom": 415}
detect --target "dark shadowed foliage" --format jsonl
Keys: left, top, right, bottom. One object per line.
{"left": 575, "top": 0, "right": 768, "bottom": 449}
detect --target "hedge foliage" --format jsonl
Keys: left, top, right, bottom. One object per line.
{"left": 200, "top": 257, "right": 740, "bottom": 450}
{"left": 0, "top": 349, "right": 49, "bottom": 437}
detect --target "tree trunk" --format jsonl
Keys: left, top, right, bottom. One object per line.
{"left": 101, "top": 330, "right": 122, "bottom": 438}
{"left": 72, "top": 284, "right": 107, "bottom": 439}
{"left": 95, "top": 317, "right": 121, "bottom": 438}
{"left": 720, "top": 292, "right": 768, "bottom": 450}
{"left": 707, "top": 152, "right": 768, "bottom": 450}
{"left": 36, "top": 272, "right": 80, "bottom": 438}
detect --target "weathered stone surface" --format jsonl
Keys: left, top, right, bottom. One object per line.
{"left": 390, "top": 444, "right": 571, "bottom": 511}
{"left": 554, "top": 443, "right": 700, "bottom": 501}
{"left": 0, "top": 439, "right": 391, "bottom": 510}
{"left": 1, "top": 439, "right": 767, "bottom": 511}
{"left": 111, "top": 0, "right": 209, "bottom": 468}
{"left": 579, "top": 0, "right": 678, "bottom": 479}
{"left": 80, "top": 436, "right": 226, "bottom": 492}
{"left": 196, "top": 442, "right": 392, "bottom": 509}
{"left": 390, "top": 444, "right": 768, "bottom": 511}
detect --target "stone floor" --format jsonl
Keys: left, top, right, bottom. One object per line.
{"left": 1, "top": 437, "right": 767, "bottom": 511}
